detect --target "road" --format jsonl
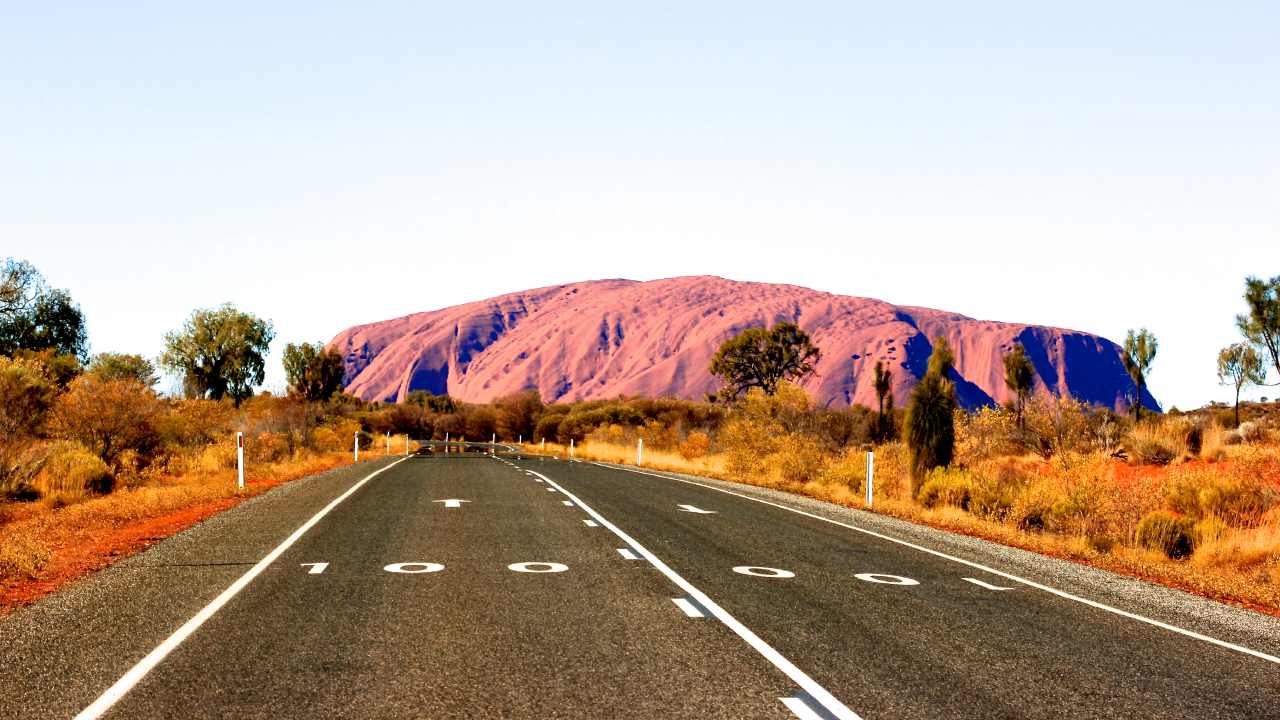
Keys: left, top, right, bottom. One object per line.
{"left": 3, "top": 449, "right": 1279, "bottom": 719}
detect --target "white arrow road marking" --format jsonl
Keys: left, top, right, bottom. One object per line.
{"left": 300, "top": 563, "right": 328, "bottom": 575}
{"left": 527, "top": 469, "right": 861, "bottom": 720}
{"left": 964, "top": 577, "right": 1016, "bottom": 591}
{"left": 75, "top": 457, "right": 412, "bottom": 720}
{"left": 672, "top": 598, "right": 705, "bottom": 618}
{"left": 433, "top": 499, "right": 470, "bottom": 509}
{"left": 677, "top": 504, "right": 716, "bottom": 514}
{"left": 617, "top": 548, "right": 640, "bottom": 560}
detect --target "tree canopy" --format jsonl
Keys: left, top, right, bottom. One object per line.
{"left": 1237, "top": 275, "right": 1280, "bottom": 384}
{"left": 88, "top": 353, "right": 158, "bottom": 387}
{"left": 709, "top": 322, "right": 820, "bottom": 399}
{"left": 1122, "top": 328, "right": 1158, "bottom": 420}
{"left": 283, "top": 342, "right": 345, "bottom": 401}
{"left": 161, "top": 304, "right": 274, "bottom": 405}
{"left": 0, "top": 258, "right": 88, "bottom": 361}
{"left": 1217, "top": 342, "right": 1265, "bottom": 427}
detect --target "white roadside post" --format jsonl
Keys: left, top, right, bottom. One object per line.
{"left": 385, "top": 432, "right": 390, "bottom": 456}
{"left": 637, "top": 438, "right": 643, "bottom": 466}
{"left": 354, "top": 432, "right": 359, "bottom": 463}
{"left": 865, "top": 450, "right": 875, "bottom": 507}
{"left": 518, "top": 434, "right": 522, "bottom": 445}
{"left": 405, "top": 434, "right": 410, "bottom": 456}
{"left": 445, "top": 432, "right": 449, "bottom": 454}
{"left": 492, "top": 433, "right": 496, "bottom": 456}
{"left": 541, "top": 437, "right": 545, "bottom": 451}
{"left": 236, "top": 432, "right": 245, "bottom": 490}
{"left": 570, "top": 438, "right": 575, "bottom": 461}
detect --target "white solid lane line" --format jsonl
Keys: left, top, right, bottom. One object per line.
{"left": 672, "top": 598, "right": 705, "bottom": 618}
{"left": 596, "top": 463, "right": 1280, "bottom": 666}
{"left": 525, "top": 469, "right": 862, "bottom": 720}
{"left": 75, "top": 457, "right": 412, "bottom": 720}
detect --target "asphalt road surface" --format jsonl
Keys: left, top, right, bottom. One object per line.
{"left": 3, "top": 449, "right": 1279, "bottom": 719}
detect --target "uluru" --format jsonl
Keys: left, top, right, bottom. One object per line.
{"left": 327, "top": 276, "right": 1159, "bottom": 412}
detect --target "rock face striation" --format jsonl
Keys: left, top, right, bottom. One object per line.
{"left": 328, "top": 276, "right": 1158, "bottom": 412}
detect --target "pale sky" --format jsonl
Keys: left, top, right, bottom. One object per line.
{"left": 3, "top": 2, "right": 1277, "bottom": 408}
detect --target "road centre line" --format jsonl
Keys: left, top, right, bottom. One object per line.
{"left": 523, "top": 467, "right": 862, "bottom": 720}
{"left": 594, "top": 462, "right": 1280, "bottom": 666}
{"left": 75, "top": 457, "right": 412, "bottom": 720}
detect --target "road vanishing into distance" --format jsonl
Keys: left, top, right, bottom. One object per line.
{"left": 3, "top": 447, "right": 1279, "bottom": 719}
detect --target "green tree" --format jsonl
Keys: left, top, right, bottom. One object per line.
{"left": 710, "top": 322, "right": 820, "bottom": 399}
{"left": 1121, "top": 328, "right": 1158, "bottom": 420}
{"left": 1237, "top": 275, "right": 1280, "bottom": 384}
{"left": 873, "top": 360, "right": 895, "bottom": 442}
{"left": 1002, "top": 343, "right": 1034, "bottom": 429}
{"left": 282, "top": 342, "right": 345, "bottom": 401}
{"left": 161, "top": 304, "right": 275, "bottom": 406}
{"left": 1217, "top": 342, "right": 1265, "bottom": 427}
{"left": 88, "top": 352, "right": 158, "bottom": 387}
{"left": 904, "top": 337, "right": 957, "bottom": 494}
{"left": 0, "top": 258, "right": 88, "bottom": 361}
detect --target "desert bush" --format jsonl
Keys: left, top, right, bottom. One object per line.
{"left": 679, "top": 432, "right": 711, "bottom": 460}
{"left": 957, "top": 407, "right": 1019, "bottom": 461}
{"left": 1223, "top": 430, "right": 1244, "bottom": 446}
{"left": 917, "top": 467, "right": 980, "bottom": 510}
{"left": 1165, "top": 465, "right": 1275, "bottom": 526}
{"left": 247, "top": 432, "right": 290, "bottom": 464}
{"left": 1020, "top": 395, "right": 1094, "bottom": 460}
{"left": 33, "top": 441, "right": 113, "bottom": 503}
{"left": 1136, "top": 510, "right": 1197, "bottom": 559}
{"left": 1240, "top": 421, "right": 1263, "bottom": 443}
{"left": 1, "top": 443, "right": 48, "bottom": 500}
{"left": 818, "top": 448, "right": 867, "bottom": 490}
{"left": 49, "top": 375, "right": 164, "bottom": 471}
{"left": 774, "top": 433, "right": 825, "bottom": 484}
{"left": 0, "top": 354, "right": 56, "bottom": 442}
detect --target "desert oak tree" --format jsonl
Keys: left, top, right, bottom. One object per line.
{"left": 709, "top": 322, "right": 820, "bottom": 399}
{"left": 161, "top": 304, "right": 275, "bottom": 406}
{"left": 283, "top": 342, "right": 345, "bottom": 401}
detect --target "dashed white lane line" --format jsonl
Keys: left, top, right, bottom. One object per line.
{"left": 525, "top": 469, "right": 861, "bottom": 720}
{"left": 562, "top": 500, "right": 575, "bottom": 507}
{"left": 75, "top": 457, "right": 412, "bottom": 720}
{"left": 596, "top": 463, "right": 1280, "bottom": 667}
{"left": 617, "top": 548, "right": 640, "bottom": 560}
{"left": 672, "top": 597, "right": 705, "bottom": 618}
{"left": 583, "top": 520, "right": 599, "bottom": 527}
